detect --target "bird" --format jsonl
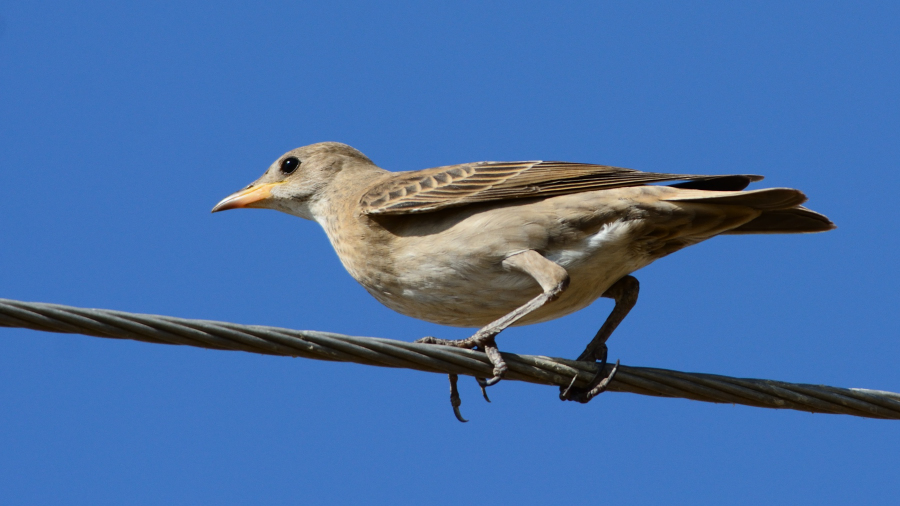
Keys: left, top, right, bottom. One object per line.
{"left": 212, "top": 142, "right": 834, "bottom": 421}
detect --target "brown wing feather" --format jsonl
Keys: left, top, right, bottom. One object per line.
{"left": 360, "top": 160, "right": 763, "bottom": 215}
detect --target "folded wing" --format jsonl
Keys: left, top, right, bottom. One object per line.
{"left": 361, "top": 160, "right": 764, "bottom": 215}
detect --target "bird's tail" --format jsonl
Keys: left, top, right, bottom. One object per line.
{"left": 663, "top": 187, "right": 835, "bottom": 234}
{"left": 721, "top": 206, "right": 835, "bottom": 234}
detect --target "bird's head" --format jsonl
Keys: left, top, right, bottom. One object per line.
{"left": 211, "top": 142, "right": 375, "bottom": 220}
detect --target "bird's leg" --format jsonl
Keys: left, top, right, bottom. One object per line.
{"left": 418, "top": 285, "right": 566, "bottom": 381}
{"left": 560, "top": 275, "right": 639, "bottom": 403}
{"left": 416, "top": 250, "right": 569, "bottom": 419}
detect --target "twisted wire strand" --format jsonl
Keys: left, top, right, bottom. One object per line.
{"left": 1, "top": 298, "right": 898, "bottom": 419}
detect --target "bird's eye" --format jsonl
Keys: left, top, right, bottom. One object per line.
{"left": 280, "top": 156, "right": 300, "bottom": 174}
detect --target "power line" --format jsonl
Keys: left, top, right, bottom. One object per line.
{"left": 1, "top": 298, "right": 898, "bottom": 419}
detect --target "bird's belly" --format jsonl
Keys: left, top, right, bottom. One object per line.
{"left": 362, "top": 220, "right": 654, "bottom": 328}
{"left": 367, "top": 269, "right": 539, "bottom": 327}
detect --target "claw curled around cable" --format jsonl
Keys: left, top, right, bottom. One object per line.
{"left": 559, "top": 372, "right": 580, "bottom": 401}
{"left": 583, "top": 359, "right": 620, "bottom": 402}
{"left": 476, "top": 378, "right": 492, "bottom": 402}
{"left": 559, "top": 359, "right": 620, "bottom": 403}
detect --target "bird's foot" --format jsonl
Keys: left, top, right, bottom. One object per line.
{"left": 415, "top": 334, "right": 508, "bottom": 386}
{"left": 416, "top": 334, "right": 508, "bottom": 421}
{"left": 559, "top": 360, "right": 619, "bottom": 403}
{"left": 559, "top": 344, "right": 619, "bottom": 403}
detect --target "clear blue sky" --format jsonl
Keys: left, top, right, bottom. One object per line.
{"left": 1, "top": 2, "right": 898, "bottom": 504}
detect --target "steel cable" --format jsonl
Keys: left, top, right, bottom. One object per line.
{"left": 1, "top": 298, "right": 898, "bottom": 419}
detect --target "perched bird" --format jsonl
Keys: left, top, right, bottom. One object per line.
{"left": 212, "top": 142, "right": 834, "bottom": 421}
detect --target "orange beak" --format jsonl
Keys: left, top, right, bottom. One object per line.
{"left": 211, "top": 182, "right": 284, "bottom": 213}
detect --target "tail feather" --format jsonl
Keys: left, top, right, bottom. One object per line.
{"left": 662, "top": 187, "right": 834, "bottom": 235}
{"left": 668, "top": 174, "right": 764, "bottom": 191}
{"left": 664, "top": 187, "right": 808, "bottom": 210}
{"left": 722, "top": 207, "right": 835, "bottom": 234}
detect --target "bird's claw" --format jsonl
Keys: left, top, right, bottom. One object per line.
{"left": 560, "top": 359, "right": 620, "bottom": 403}
{"left": 476, "top": 377, "right": 496, "bottom": 402}
{"left": 419, "top": 334, "right": 510, "bottom": 419}
{"left": 449, "top": 374, "right": 468, "bottom": 423}
{"left": 478, "top": 340, "right": 508, "bottom": 386}
{"left": 416, "top": 335, "right": 453, "bottom": 345}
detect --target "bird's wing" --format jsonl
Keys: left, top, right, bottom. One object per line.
{"left": 360, "top": 160, "right": 764, "bottom": 215}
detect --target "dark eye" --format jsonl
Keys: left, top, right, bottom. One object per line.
{"left": 280, "top": 156, "right": 300, "bottom": 174}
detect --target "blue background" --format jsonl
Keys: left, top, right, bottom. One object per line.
{"left": 1, "top": 2, "right": 898, "bottom": 504}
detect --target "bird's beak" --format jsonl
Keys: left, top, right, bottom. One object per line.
{"left": 211, "top": 182, "right": 284, "bottom": 213}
